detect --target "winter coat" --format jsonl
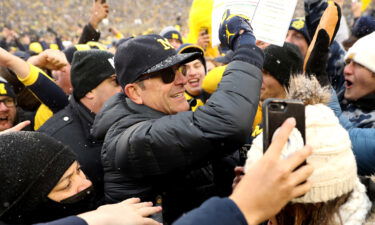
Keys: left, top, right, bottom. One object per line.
{"left": 78, "top": 23, "right": 101, "bottom": 44}
{"left": 39, "top": 97, "right": 104, "bottom": 194}
{"left": 91, "top": 57, "right": 262, "bottom": 224}
{"left": 328, "top": 90, "right": 375, "bottom": 176}
{"left": 340, "top": 93, "right": 375, "bottom": 128}
{"left": 173, "top": 197, "right": 247, "bottom": 225}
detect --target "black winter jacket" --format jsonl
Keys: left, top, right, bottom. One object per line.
{"left": 39, "top": 97, "right": 104, "bottom": 194}
{"left": 92, "top": 48, "right": 263, "bottom": 224}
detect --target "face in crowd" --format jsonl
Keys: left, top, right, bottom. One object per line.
{"left": 285, "top": 30, "right": 308, "bottom": 58}
{"left": 83, "top": 75, "right": 121, "bottom": 114}
{"left": 182, "top": 59, "right": 206, "bottom": 96}
{"left": 344, "top": 59, "right": 375, "bottom": 101}
{"left": 48, "top": 161, "right": 93, "bottom": 202}
{"left": 52, "top": 64, "right": 73, "bottom": 95}
{"left": 126, "top": 64, "right": 190, "bottom": 115}
{"left": 168, "top": 38, "right": 183, "bottom": 50}
{"left": 0, "top": 96, "right": 17, "bottom": 131}
{"left": 260, "top": 71, "right": 285, "bottom": 101}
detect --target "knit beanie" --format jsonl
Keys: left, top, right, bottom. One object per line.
{"left": 71, "top": 49, "right": 115, "bottom": 100}
{"left": 0, "top": 131, "right": 76, "bottom": 219}
{"left": 245, "top": 75, "right": 357, "bottom": 203}
{"left": 0, "top": 76, "right": 16, "bottom": 98}
{"left": 160, "top": 26, "right": 183, "bottom": 43}
{"left": 263, "top": 43, "right": 303, "bottom": 88}
{"left": 289, "top": 18, "right": 311, "bottom": 44}
{"left": 345, "top": 31, "right": 375, "bottom": 73}
{"left": 352, "top": 16, "right": 375, "bottom": 39}
{"left": 177, "top": 43, "right": 207, "bottom": 72}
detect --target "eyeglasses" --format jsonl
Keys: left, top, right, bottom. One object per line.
{"left": 136, "top": 65, "right": 187, "bottom": 84}
{"left": 0, "top": 98, "right": 16, "bottom": 107}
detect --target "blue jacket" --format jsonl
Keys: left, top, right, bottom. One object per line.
{"left": 173, "top": 197, "right": 247, "bottom": 225}
{"left": 34, "top": 216, "right": 87, "bottom": 225}
{"left": 328, "top": 90, "right": 375, "bottom": 175}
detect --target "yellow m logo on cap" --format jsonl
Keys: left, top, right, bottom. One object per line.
{"left": 292, "top": 19, "right": 305, "bottom": 30}
{"left": 172, "top": 33, "right": 179, "bottom": 40}
{"left": 0, "top": 83, "right": 7, "bottom": 95}
{"left": 157, "top": 38, "right": 174, "bottom": 50}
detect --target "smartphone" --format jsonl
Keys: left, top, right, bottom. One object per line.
{"left": 262, "top": 98, "right": 306, "bottom": 152}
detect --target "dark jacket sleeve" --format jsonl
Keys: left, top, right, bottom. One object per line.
{"left": 173, "top": 197, "right": 247, "bottom": 225}
{"left": 33, "top": 216, "right": 87, "bottom": 225}
{"left": 18, "top": 64, "right": 68, "bottom": 113}
{"left": 78, "top": 23, "right": 101, "bottom": 44}
{"left": 114, "top": 49, "right": 263, "bottom": 178}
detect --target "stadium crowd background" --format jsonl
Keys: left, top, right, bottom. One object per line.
{"left": 0, "top": 0, "right": 356, "bottom": 44}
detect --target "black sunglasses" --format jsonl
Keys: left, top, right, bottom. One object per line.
{"left": 136, "top": 65, "right": 186, "bottom": 84}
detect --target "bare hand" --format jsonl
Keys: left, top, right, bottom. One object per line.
{"left": 351, "top": 1, "right": 362, "bottom": 18}
{"left": 27, "top": 49, "right": 68, "bottom": 70}
{"left": 0, "top": 47, "right": 13, "bottom": 67}
{"left": 90, "top": 0, "right": 110, "bottom": 28}
{"left": 78, "top": 198, "right": 162, "bottom": 225}
{"left": 232, "top": 166, "right": 244, "bottom": 190}
{"left": 0, "top": 121, "right": 31, "bottom": 134}
{"left": 230, "top": 118, "right": 313, "bottom": 225}
{"left": 255, "top": 40, "right": 270, "bottom": 49}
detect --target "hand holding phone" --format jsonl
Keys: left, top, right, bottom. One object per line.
{"left": 262, "top": 98, "right": 306, "bottom": 152}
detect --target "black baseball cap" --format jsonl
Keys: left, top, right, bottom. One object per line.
{"left": 115, "top": 34, "right": 201, "bottom": 88}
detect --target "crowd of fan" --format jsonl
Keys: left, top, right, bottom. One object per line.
{"left": 0, "top": 0, "right": 193, "bottom": 42}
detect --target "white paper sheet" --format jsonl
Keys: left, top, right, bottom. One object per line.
{"left": 212, "top": 0, "right": 297, "bottom": 47}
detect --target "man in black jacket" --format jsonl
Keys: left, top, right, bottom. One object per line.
{"left": 91, "top": 14, "right": 263, "bottom": 224}
{"left": 39, "top": 49, "right": 121, "bottom": 195}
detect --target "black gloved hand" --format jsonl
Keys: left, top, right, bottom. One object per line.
{"left": 218, "top": 9, "right": 255, "bottom": 50}
{"left": 305, "top": 29, "right": 330, "bottom": 87}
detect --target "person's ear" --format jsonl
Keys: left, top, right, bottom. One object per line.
{"left": 124, "top": 84, "right": 143, "bottom": 104}
{"left": 84, "top": 90, "right": 95, "bottom": 100}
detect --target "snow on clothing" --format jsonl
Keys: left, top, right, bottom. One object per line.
{"left": 340, "top": 93, "right": 375, "bottom": 128}
{"left": 39, "top": 96, "right": 105, "bottom": 195}
{"left": 92, "top": 49, "right": 263, "bottom": 224}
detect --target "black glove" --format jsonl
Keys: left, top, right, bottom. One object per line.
{"left": 305, "top": 29, "right": 330, "bottom": 87}
{"left": 218, "top": 9, "right": 255, "bottom": 50}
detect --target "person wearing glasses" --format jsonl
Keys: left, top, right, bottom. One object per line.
{"left": 0, "top": 77, "right": 18, "bottom": 132}
{"left": 90, "top": 14, "right": 267, "bottom": 224}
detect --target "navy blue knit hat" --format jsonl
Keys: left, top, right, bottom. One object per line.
{"left": 289, "top": 18, "right": 311, "bottom": 44}
{"left": 352, "top": 16, "right": 375, "bottom": 38}
{"left": 177, "top": 43, "right": 206, "bottom": 72}
{"left": 0, "top": 77, "right": 16, "bottom": 98}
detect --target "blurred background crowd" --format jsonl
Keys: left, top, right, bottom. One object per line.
{"left": 0, "top": 0, "right": 193, "bottom": 43}
{"left": 0, "top": 0, "right": 373, "bottom": 51}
